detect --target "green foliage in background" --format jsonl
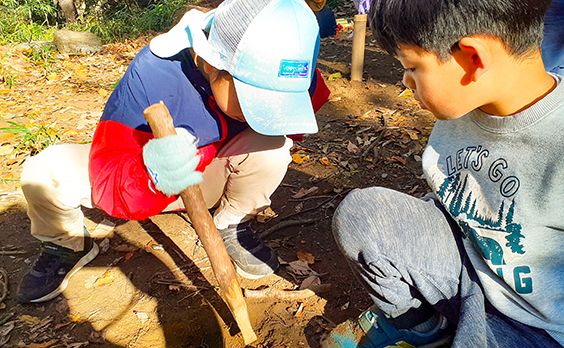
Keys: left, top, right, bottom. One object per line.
{"left": 90, "top": 0, "right": 192, "bottom": 43}
{"left": 0, "top": 0, "right": 195, "bottom": 44}
{"left": 0, "top": 121, "right": 61, "bottom": 156}
{"left": 0, "top": 0, "right": 58, "bottom": 43}
{"left": 326, "top": 0, "right": 345, "bottom": 10}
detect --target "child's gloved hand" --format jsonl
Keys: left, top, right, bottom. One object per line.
{"left": 142, "top": 128, "right": 202, "bottom": 195}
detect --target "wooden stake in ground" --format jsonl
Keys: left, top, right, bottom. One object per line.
{"left": 351, "top": 14, "right": 368, "bottom": 81}
{"left": 143, "top": 102, "right": 257, "bottom": 345}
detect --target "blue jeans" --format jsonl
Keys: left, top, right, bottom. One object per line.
{"left": 332, "top": 187, "right": 561, "bottom": 347}
{"left": 543, "top": 0, "right": 564, "bottom": 74}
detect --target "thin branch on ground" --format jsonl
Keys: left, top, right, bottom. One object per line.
{"left": 0, "top": 312, "right": 14, "bottom": 326}
{"left": 289, "top": 195, "right": 333, "bottom": 202}
{"left": 279, "top": 196, "right": 335, "bottom": 221}
{"left": 259, "top": 218, "right": 322, "bottom": 239}
{"left": 0, "top": 250, "right": 29, "bottom": 255}
{"left": 153, "top": 279, "right": 201, "bottom": 291}
{"left": 244, "top": 284, "right": 332, "bottom": 300}
{"left": 259, "top": 189, "right": 352, "bottom": 238}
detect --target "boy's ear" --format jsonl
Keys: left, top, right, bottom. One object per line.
{"left": 201, "top": 59, "right": 217, "bottom": 75}
{"left": 452, "top": 37, "right": 492, "bottom": 84}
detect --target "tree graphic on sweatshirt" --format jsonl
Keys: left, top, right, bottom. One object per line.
{"left": 437, "top": 172, "right": 525, "bottom": 266}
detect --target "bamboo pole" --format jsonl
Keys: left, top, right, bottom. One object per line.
{"left": 351, "top": 14, "right": 368, "bottom": 81}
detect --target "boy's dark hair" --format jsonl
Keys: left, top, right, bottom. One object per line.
{"left": 369, "top": 0, "right": 553, "bottom": 61}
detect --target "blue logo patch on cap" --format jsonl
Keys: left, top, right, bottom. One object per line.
{"left": 278, "top": 60, "right": 309, "bottom": 78}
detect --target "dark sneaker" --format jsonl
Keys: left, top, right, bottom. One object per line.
{"left": 17, "top": 229, "right": 99, "bottom": 303}
{"left": 321, "top": 307, "right": 453, "bottom": 348}
{"left": 218, "top": 223, "right": 278, "bottom": 279}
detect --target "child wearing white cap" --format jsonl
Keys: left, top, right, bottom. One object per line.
{"left": 16, "top": 0, "right": 330, "bottom": 303}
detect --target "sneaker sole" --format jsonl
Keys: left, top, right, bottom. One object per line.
{"left": 29, "top": 242, "right": 100, "bottom": 303}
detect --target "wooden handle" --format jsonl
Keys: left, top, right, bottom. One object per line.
{"left": 143, "top": 102, "right": 257, "bottom": 345}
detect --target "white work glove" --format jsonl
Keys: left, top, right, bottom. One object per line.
{"left": 142, "top": 128, "right": 202, "bottom": 195}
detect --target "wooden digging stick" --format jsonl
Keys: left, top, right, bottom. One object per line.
{"left": 143, "top": 101, "right": 257, "bottom": 345}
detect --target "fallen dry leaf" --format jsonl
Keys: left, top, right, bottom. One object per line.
{"left": 0, "top": 144, "right": 14, "bottom": 156}
{"left": 405, "top": 130, "right": 419, "bottom": 140}
{"left": 297, "top": 251, "right": 315, "bottom": 265}
{"left": 291, "top": 186, "right": 319, "bottom": 199}
{"left": 257, "top": 207, "right": 277, "bottom": 223}
{"left": 63, "top": 129, "right": 77, "bottom": 136}
{"left": 145, "top": 240, "right": 164, "bottom": 252}
{"left": 69, "top": 314, "right": 82, "bottom": 322}
{"left": 94, "top": 271, "right": 116, "bottom": 286}
{"left": 291, "top": 153, "right": 309, "bottom": 164}
{"left": 398, "top": 88, "right": 413, "bottom": 98}
{"left": 46, "top": 72, "right": 58, "bottom": 81}
{"left": 300, "top": 275, "right": 321, "bottom": 290}
{"left": 27, "top": 339, "right": 59, "bottom": 348}
{"left": 319, "top": 158, "right": 336, "bottom": 166}
{"left": 18, "top": 314, "right": 40, "bottom": 325}
{"left": 328, "top": 72, "right": 342, "bottom": 81}
{"left": 287, "top": 260, "right": 319, "bottom": 277}
{"left": 0, "top": 133, "right": 15, "bottom": 141}
{"left": 387, "top": 156, "right": 407, "bottom": 165}
{"left": 347, "top": 141, "right": 360, "bottom": 153}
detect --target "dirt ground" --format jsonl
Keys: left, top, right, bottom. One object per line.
{"left": 0, "top": 13, "right": 437, "bottom": 348}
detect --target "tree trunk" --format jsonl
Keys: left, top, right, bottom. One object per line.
{"left": 57, "top": 0, "right": 77, "bottom": 22}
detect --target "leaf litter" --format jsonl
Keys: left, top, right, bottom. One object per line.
{"left": 0, "top": 25, "right": 438, "bottom": 347}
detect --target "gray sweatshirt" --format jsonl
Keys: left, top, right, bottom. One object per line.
{"left": 422, "top": 74, "right": 564, "bottom": 345}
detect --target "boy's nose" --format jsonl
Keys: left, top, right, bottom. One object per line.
{"left": 402, "top": 74, "right": 415, "bottom": 91}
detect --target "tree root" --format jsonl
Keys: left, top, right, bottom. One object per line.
{"left": 259, "top": 218, "right": 322, "bottom": 239}
{"left": 244, "top": 284, "right": 332, "bottom": 300}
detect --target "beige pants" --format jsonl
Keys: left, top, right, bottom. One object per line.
{"left": 21, "top": 128, "right": 292, "bottom": 251}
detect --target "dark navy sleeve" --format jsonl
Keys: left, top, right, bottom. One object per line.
{"left": 101, "top": 46, "right": 247, "bottom": 146}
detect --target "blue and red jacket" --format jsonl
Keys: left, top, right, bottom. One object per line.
{"left": 89, "top": 46, "right": 330, "bottom": 220}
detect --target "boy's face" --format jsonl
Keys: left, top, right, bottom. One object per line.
{"left": 202, "top": 60, "right": 246, "bottom": 122}
{"left": 397, "top": 44, "right": 475, "bottom": 121}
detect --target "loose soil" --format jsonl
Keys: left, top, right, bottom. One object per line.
{"left": 0, "top": 14, "right": 436, "bottom": 348}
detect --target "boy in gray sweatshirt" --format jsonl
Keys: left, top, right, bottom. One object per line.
{"left": 322, "top": 0, "right": 564, "bottom": 347}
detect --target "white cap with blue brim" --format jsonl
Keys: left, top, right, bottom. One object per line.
{"left": 150, "top": 0, "right": 320, "bottom": 136}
